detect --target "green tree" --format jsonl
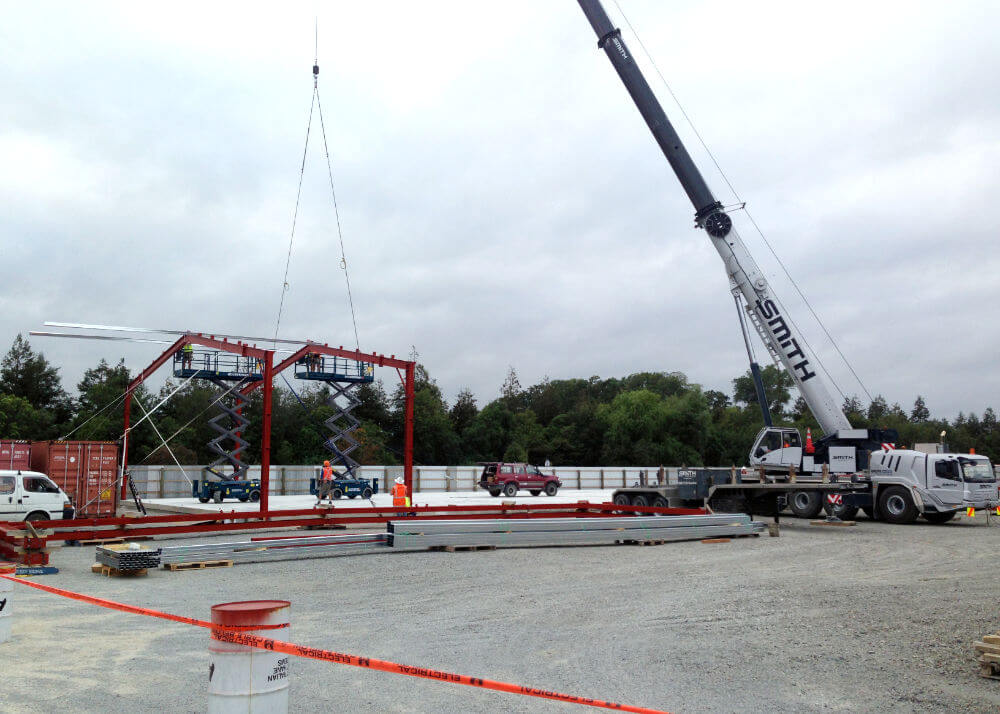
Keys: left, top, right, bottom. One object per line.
{"left": 732, "top": 365, "right": 793, "bottom": 419}
{"left": 449, "top": 388, "right": 478, "bottom": 437}
{"left": 0, "top": 334, "right": 70, "bottom": 421}
{"left": 910, "top": 395, "right": 930, "bottom": 423}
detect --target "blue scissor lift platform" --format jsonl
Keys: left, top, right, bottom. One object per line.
{"left": 296, "top": 353, "right": 373, "bottom": 483}
{"left": 174, "top": 349, "right": 263, "bottom": 503}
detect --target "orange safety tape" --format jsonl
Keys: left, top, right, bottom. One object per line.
{"left": 2, "top": 574, "right": 669, "bottom": 713}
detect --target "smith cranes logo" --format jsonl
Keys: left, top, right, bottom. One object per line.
{"left": 754, "top": 298, "right": 817, "bottom": 382}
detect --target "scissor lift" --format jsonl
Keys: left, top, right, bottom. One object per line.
{"left": 173, "top": 350, "right": 264, "bottom": 502}
{"left": 294, "top": 353, "right": 374, "bottom": 477}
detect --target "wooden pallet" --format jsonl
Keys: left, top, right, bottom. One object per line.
{"left": 700, "top": 538, "right": 731, "bottom": 544}
{"left": 809, "top": 520, "right": 857, "bottom": 527}
{"left": 91, "top": 562, "right": 147, "bottom": 577}
{"left": 163, "top": 559, "right": 234, "bottom": 571}
{"left": 621, "top": 539, "right": 667, "bottom": 546}
{"left": 78, "top": 537, "right": 126, "bottom": 546}
{"left": 975, "top": 634, "right": 1000, "bottom": 678}
{"left": 430, "top": 545, "right": 497, "bottom": 553}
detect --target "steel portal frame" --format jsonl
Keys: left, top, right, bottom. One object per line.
{"left": 121, "top": 334, "right": 416, "bottom": 513}
{"left": 239, "top": 343, "right": 415, "bottom": 499}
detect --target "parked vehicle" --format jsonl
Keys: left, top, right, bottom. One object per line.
{"left": 309, "top": 476, "right": 378, "bottom": 500}
{"left": 192, "top": 478, "right": 262, "bottom": 504}
{"left": 0, "top": 470, "right": 75, "bottom": 522}
{"left": 478, "top": 462, "right": 561, "bottom": 497}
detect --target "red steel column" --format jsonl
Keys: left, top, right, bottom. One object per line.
{"left": 404, "top": 362, "right": 415, "bottom": 499}
{"left": 260, "top": 351, "right": 274, "bottom": 514}
{"left": 119, "top": 391, "right": 133, "bottom": 502}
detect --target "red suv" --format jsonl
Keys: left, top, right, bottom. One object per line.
{"left": 478, "top": 462, "right": 562, "bottom": 497}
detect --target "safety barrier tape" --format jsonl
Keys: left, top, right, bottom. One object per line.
{"left": 2, "top": 574, "right": 669, "bottom": 713}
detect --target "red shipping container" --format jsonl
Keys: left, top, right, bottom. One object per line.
{"left": 30, "top": 441, "right": 120, "bottom": 518}
{"left": 0, "top": 440, "right": 31, "bottom": 470}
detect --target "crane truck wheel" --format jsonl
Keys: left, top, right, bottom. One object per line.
{"left": 613, "top": 493, "right": 631, "bottom": 506}
{"left": 652, "top": 496, "right": 669, "bottom": 508}
{"left": 922, "top": 511, "right": 956, "bottom": 524}
{"left": 631, "top": 494, "right": 650, "bottom": 508}
{"left": 788, "top": 491, "right": 822, "bottom": 518}
{"left": 878, "top": 486, "right": 918, "bottom": 524}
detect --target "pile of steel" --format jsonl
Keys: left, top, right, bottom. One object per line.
{"left": 158, "top": 533, "right": 388, "bottom": 566}
{"left": 387, "top": 513, "right": 764, "bottom": 549}
{"left": 95, "top": 543, "right": 162, "bottom": 571}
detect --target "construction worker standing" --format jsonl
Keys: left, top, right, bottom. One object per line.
{"left": 392, "top": 476, "right": 409, "bottom": 508}
{"left": 316, "top": 460, "right": 335, "bottom": 505}
{"left": 181, "top": 343, "right": 194, "bottom": 369}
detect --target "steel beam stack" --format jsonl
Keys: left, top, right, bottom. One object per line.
{"left": 388, "top": 514, "right": 764, "bottom": 549}
{"left": 158, "top": 533, "right": 388, "bottom": 566}
{"left": 96, "top": 543, "right": 162, "bottom": 571}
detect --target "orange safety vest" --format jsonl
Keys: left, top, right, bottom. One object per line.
{"left": 392, "top": 482, "right": 408, "bottom": 507}
{"left": 322, "top": 465, "right": 333, "bottom": 481}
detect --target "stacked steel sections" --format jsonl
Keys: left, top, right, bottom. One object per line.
{"left": 388, "top": 514, "right": 763, "bottom": 549}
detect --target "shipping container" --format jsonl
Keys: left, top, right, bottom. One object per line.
{"left": 0, "top": 440, "right": 31, "bottom": 470}
{"left": 30, "top": 441, "right": 120, "bottom": 518}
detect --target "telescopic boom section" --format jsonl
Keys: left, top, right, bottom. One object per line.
{"left": 576, "top": 0, "right": 851, "bottom": 435}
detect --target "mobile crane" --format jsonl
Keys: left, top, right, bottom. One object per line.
{"left": 575, "top": 0, "right": 998, "bottom": 523}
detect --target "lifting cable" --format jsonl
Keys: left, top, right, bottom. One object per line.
{"left": 612, "top": 1, "right": 873, "bottom": 404}
{"left": 133, "top": 377, "right": 251, "bottom": 465}
{"left": 273, "top": 22, "right": 361, "bottom": 351}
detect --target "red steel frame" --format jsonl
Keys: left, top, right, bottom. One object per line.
{"left": 120, "top": 335, "right": 416, "bottom": 514}
{"left": 120, "top": 334, "right": 275, "bottom": 509}
{"left": 240, "top": 344, "right": 415, "bottom": 500}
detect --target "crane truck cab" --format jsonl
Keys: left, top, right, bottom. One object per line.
{"left": 868, "top": 450, "right": 998, "bottom": 524}
{"left": 0, "top": 470, "right": 75, "bottom": 522}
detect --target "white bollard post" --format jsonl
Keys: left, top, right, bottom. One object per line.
{"left": 208, "top": 600, "right": 291, "bottom": 713}
{"left": 0, "top": 562, "right": 15, "bottom": 644}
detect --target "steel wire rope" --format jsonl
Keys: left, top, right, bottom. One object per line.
{"left": 133, "top": 396, "right": 193, "bottom": 486}
{"left": 273, "top": 28, "right": 362, "bottom": 353}
{"left": 610, "top": 0, "right": 873, "bottom": 405}
{"left": 273, "top": 83, "right": 317, "bottom": 345}
{"left": 315, "top": 89, "right": 361, "bottom": 351}
{"left": 133, "top": 377, "right": 250, "bottom": 464}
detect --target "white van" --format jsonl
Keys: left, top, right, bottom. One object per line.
{"left": 0, "top": 470, "right": 75, "bottom": 522}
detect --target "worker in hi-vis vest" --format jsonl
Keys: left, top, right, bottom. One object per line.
{"left": 392, "top": 476, "right": 409, "bottom": 508}
{"left": 316, "top": 460, "right": 335, "bottom": 505}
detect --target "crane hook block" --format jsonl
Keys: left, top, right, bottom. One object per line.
{"left": 313, "top": 64, "right": 319, "bottom": 76}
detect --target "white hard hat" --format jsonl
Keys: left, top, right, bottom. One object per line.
{"left": 395, "top": 476, "right": 404, "bottom": 484}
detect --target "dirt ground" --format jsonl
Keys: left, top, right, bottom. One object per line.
{"left": 3, "top": 513, "right": 1000, "bottom": 713}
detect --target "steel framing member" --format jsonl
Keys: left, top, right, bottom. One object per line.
{"left": 0, "top": 503, "right": 707, "bottom": 548}
{"left": 121, "top": 333, "right": 275, "bottom": 510}
{"left": 240, "top": 343, "right": 415, "bottom": 499}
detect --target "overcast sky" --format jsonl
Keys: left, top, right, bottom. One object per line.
{"left": 2, "top": 0, "right": 998, "bottom": 422}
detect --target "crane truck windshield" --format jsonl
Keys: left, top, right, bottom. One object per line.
{"left": 960, "top": 459, "right": 996, "bottom": 483}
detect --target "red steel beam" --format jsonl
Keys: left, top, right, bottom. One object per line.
{"left": 259, "top": 352, "right": 273, "bottom": 513}
{"left": 404, "top": 362, "right": 415, "bottom": 500}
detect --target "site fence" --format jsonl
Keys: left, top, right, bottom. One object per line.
{"left": 127, "top": 465, "right": 737, "bottom": 499}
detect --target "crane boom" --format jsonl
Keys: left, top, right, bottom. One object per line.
{"left": 576, "top": 0, "right": 851, "bottom": 435}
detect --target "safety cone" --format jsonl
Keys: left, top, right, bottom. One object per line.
{"left": 805, "top": 428, "right": 815, "bottom": 454}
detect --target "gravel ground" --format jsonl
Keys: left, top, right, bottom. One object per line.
{"left": 4, "top": 514, "right": 1000, "bottom": 713}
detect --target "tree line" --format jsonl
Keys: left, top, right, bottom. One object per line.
{"left": 1, "top": 335, "right": 996, "bottom": 468}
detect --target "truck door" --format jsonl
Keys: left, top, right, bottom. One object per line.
{"left": 927, "top": 459, "right": 963, "bottom": 509}
{"left": 22, "top": 474, "right": 64, "bottom": 518}
{"left": 0, "top": 474, "right": 18, "bottom": 520}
